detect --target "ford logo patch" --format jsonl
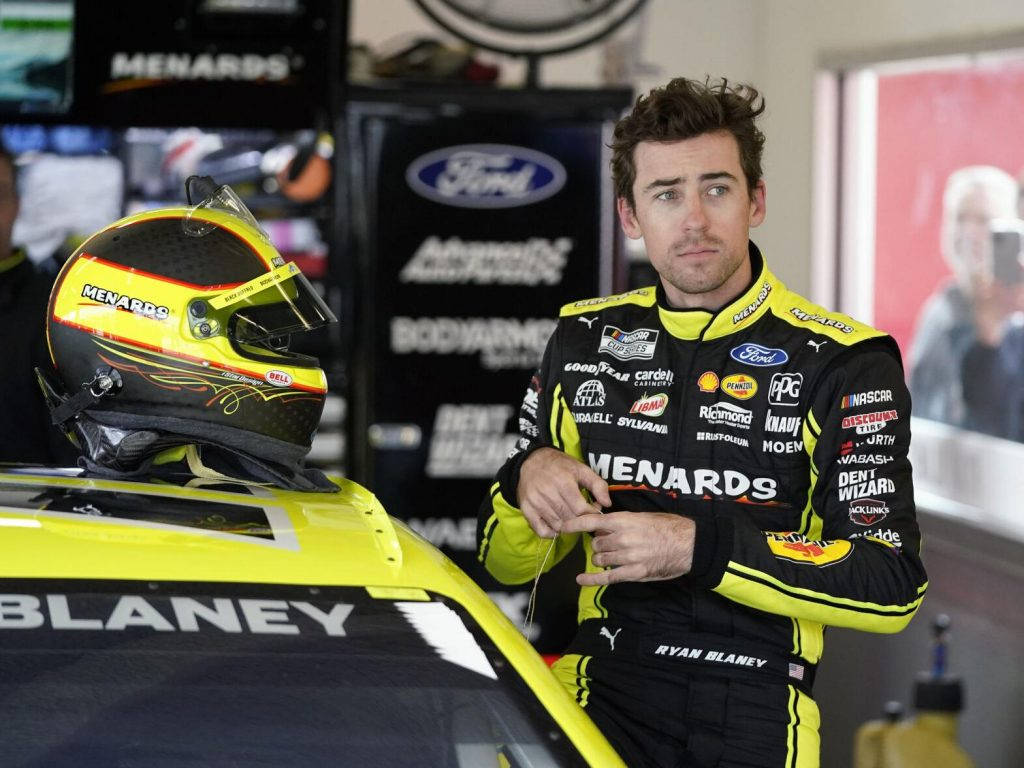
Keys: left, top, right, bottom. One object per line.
{"left": 729, "top": 343, "right": 789, "bottom": 367}
{"left": 405, "top": 143, "right": 567, "bottom": 209}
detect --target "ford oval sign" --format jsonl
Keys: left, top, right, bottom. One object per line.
{"left": 405, "top": 144, "right": 567, "bottom": 209}
{"left": 729, "top": 343, "right": 789, "bottom": 367}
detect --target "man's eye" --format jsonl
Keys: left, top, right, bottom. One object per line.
{"left": 707, "top": 185, "right": 728, "bottom": 197}
{"left": 656, "top": 189, "right": 677, "bottom": 200}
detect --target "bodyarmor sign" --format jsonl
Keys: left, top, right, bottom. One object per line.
{"left": 349, "top": 93, "right": 627, "bottom": 652}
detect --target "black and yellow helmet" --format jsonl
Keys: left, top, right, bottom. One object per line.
{"left": 41, "top": 179, "right": 336, "bottom": 476}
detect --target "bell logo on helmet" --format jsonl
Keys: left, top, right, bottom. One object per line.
{"left": 265, "top": 370, "right": 293, "bottom": 388}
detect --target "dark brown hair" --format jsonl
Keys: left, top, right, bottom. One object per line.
{"left": 612, "top": 77, "right": 766, "bottom": 208}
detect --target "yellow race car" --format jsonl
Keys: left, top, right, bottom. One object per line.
{"left": 0, "top": 466, "right": 624, "bottom": 767}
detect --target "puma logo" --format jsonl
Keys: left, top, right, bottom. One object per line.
{"left": 807, "top": 339, "right": 827, "bottom": 352}
{"left": 600, "top": 625, "right": 622, "bottom": 651}
{"left": 578, "top": 316, "right": 598, "bottom": 329}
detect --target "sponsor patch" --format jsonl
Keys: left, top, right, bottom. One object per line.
{"left": 789, "top": 307, "right": 855, "bottom": 333}
{"left": 764, "top": 410, "right": 801, "bottom": 436}
{"left": 838, "top": 469, "right": 896, "bottom": 501}
{"left": 264, "top": 369, "right": 293, "bottom": 388}
{"left": 766, "top": 532, "right": 853, "bottom": 566}
{"left": 762, "top": 439, "right": 804, "bottom": 454}
{"left": 405, "top": 144, "right": 567, "bottom": 209}
{"left": 699, "top": 401, "right": 753, "bottom": 429}
{"left": 732, "top": 282, "right": 772, "bottom": 324}
{"left": 563, "top": 360, "right": 629, "bottom": 382}
{"left": 841, "top": 410, "right": 898, "bottom": 434}
{"left": 616, "top": 416, "right": 668, "bottom": 435}
{"left": 841, "top": 389, "right": 894, "bottom": 409}
{"left": 634, "top": 368, "right": 675, "bottom": 387}
{"left": 697, "top": 432, "right": 749, "bottom": 447}
{"left": 574, "top": 412, "right": 613, "bottom": 425}
{"left": 721, "top": 374, "right": 758, "bottom": 400}
{"left": 729, "top": 343, "right": 788, "bottom": 367}
{"left": 697, "top": 371, "right": 719, "bottom": 393}
{"left": 573, "top": 379, "right": 607, "bottom": 407}
{"left": 81, "top": 284, "right": 170, "bottom": 320}
{"left": 599, "top": 325, "right": 659, "bottom": 361}
{"left": 849, "top": 528, "right": 903, "bottom": 548}
{"left": 768, "top": 373, "right": 802, "bottom": 406}
{"left": 630, "top": 393, "right": 668, "bottom": 418}
{"left": 848, "top": 498, "right": 890, "bottom": 526}
{"left": 588, "top": 453, "right": 777, "bottom": 500}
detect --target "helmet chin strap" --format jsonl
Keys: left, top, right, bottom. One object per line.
{"left": 37, "top": 366, "right": 124, "bottom": 427}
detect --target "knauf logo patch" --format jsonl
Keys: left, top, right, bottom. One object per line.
{"left": 405, "top": 144, "right": 567, "bottom": 209}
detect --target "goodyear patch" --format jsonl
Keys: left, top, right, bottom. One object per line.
{"left": 766, "top": 532, "right": 853, "bottom": 566}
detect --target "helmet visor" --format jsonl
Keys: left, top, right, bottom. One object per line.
{"left": 183, "top": 182, "right": 270, "bottom": 242}
{"left": 209, "top": 262, "right": 337, "bottom": 347}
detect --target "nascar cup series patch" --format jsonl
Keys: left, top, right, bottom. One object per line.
{"left": 599, "top": 325, "right": 658, "bottom": 361}
{"left": 765, "top": 532, "right": 853, "bottom": 566}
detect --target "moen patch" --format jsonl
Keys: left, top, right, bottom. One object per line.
{"left": 765, "top": 532, "right": 853, "bottom": 566}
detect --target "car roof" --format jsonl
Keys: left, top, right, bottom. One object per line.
{"left": 0, "top": 466, "right": 624, "bottom": 767}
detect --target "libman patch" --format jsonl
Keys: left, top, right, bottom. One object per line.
{"left": 766, "top": 532, "right": 853, "bottom": 566}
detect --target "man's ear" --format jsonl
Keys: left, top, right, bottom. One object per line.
{"left": 617, "top": 196, "right": 643, "bottom": 240}
{"left": 749, "top": 179, "right": 766, "bottom": 228}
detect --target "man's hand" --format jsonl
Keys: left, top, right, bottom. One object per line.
{"left": 560, "top": 512, "right": 696, "bottom": 585}
{"left": 517, "top": 447, "right": 611, "bottom": 538}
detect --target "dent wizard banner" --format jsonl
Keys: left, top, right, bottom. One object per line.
{"left": 350, "top": 98, "right": 624, "bottom": 653}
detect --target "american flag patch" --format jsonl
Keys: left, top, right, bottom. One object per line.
{"left": 789, "top": 663, "right": 804, "bottom": 681}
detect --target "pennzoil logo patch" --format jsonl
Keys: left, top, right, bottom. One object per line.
{"left": 766, "top": 532, "right": 853, "bottom": 566}
{"left": 721, "top": 374, "right": 757, "bottom": 400}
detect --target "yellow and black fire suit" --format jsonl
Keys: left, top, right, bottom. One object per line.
{"left": 478, "top": 244, "right": 927, "bottom": 768}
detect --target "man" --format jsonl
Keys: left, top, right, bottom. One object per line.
{"left": 478, "top": 78, "right": 927, "bottom": 768}
{"left": 908, "top": 165, "right": 1018, "bottom": 428}
{"left": 0, "top": 141, "right": 74, "bottom": 464}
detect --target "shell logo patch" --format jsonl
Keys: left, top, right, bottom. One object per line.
{"left": 766, "top": 532, "right": 853, "bottom": 566}
{"left": 697, "top": 371, "right": 719, "bottom": 393}
{"left": 721, "top": 374, "right": 758, "bottom": 400}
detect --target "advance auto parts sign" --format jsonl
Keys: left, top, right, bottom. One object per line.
{"left": 406, "top": 144, "right": 567, "bottom": 209}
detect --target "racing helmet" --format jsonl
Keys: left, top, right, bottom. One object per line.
{"left": 41, "top": 178, "right": 336, "bottom": 473}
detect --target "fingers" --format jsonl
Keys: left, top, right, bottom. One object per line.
{"left": 574, "top": 463, "right": 611, "bottom": 508}
{"left": 576, "top": 563, "right": 645, "bottom": 586}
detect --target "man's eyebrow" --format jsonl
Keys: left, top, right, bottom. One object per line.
{"left": 641, "top": 171, "right": 738, "bottom": 193}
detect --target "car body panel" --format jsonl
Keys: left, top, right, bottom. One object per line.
{"left": 0, "top": 468, "right": 623, "bottom": 767}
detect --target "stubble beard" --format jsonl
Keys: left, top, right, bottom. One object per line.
{"left": 657, "top": 238, "right": 745, "bottom": 298}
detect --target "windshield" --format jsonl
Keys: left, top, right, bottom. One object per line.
{"left": 0, "top": 580, "right": 587, "bottom": 767}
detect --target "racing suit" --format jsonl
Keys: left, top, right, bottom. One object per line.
{"left": 477, "top": 244, "right": 927, "bottom": 768}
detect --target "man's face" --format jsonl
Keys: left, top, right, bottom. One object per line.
{"left": 617, "top": 131, "right": 765, "bottom": 310}
{"left": 0, "top": 157, "right": 17, "bottom": 258}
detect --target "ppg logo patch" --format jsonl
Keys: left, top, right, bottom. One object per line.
{"left": 768, "top": 372, "right": 803, "bottom": 406}
{"left": 599, "top": 325, "right": 659, "bottom": 361}
{"left": 405, "top": 144, "right": 567, "bottom": 209}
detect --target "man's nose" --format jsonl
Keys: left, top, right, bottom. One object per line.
{"left": 682, "top": 198, "right": 709, "bottom": 232}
